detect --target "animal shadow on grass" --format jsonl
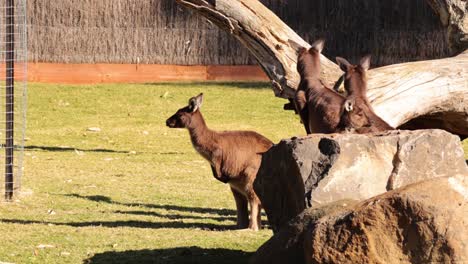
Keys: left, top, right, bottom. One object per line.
{"left": 65, "top": 194, "right": 236, "bottom": 216}
{"left": 24, "top": 145, "right": 129, "bottom": 154}
{"left": 144, "top": 81, "right": 269, "bottom": 90}
{"left": 0, "top": 218, "right": 237, "bottom": 231}
{"left": 1, "top": 194, "right": 269, "bottom": 230}
{"left": 84, "top": 246, "right": 252, "bottom": 264}
{"left": 24, "top": 145, "right": 184, "bottom": 156}
{"left": 65, "top": 194, "right": 269, "bottom": 226}
{"left": 61, "top": 193, "right": 238, "bottom": 230}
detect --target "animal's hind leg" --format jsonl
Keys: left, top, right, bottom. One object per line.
{"left": 256, "top": 203, "right": 262, "bottom": 230}
{"left": 230, "top": 187, "right": 249, "bottom": 229}
{"left": 247, "top": 193, "right": 262, "bottom": 231}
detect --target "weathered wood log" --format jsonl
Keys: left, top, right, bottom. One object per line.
{"left": 175, "top": 0, "right": 468, "bottom": 137}
{"left": 367, "top": 50, "right": 468, "bottom": 137}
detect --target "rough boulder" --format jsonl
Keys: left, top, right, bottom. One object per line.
{"left": 251, "top": 175, "right": 468, "bottom": 264}
{"left": 254, "top": 129, "right": 467, "bottom": 232}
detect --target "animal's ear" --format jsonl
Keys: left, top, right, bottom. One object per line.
{"left": 298, "top": 47, "right": 308, "bottom": 56}
{"left": 360, "top": 55, "right": 371, "bottom": 71}
{"left": 288, "top": 39, "right": 305, "bottom": 52}
{"left": 188, "top": 93, "right": 204, "bottom": 112}
{"left": 310, "top": 39, "right": 325, "bottom": 53}
{"left": 336, "top": 57, "right": 352, "bottom": 72}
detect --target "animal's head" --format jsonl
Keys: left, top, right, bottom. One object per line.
{"left": 335, "top": 55, "right": 371, "bottom": 81}
{"left": 166, "top": 93, "right": 204, "bottom": 128}
{"left": 297, "top": 39, "right": 325, "bottom": 79}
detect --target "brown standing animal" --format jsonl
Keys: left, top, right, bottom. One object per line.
{"left": 165, "top": 93, "right": 273, "bottom": 231}
{"left": 335, "top": 56, "right": 394, "bottom": 133}
{"left": 294, "top": 39, "right": 348, "bottom": 134}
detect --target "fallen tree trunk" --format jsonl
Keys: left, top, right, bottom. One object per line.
{"left": 367, "top": 50, "right": 467, "bottom": 136}
{"left": 175, "top": 0, "right": 468, "bottom": 137}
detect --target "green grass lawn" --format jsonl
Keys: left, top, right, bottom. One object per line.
{"left": 0, "top": 82, "right": 306, "bottom": 264}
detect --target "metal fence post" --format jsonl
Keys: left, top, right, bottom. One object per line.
{"left": 5, "top": 0, "right": 15, "bottom": 200}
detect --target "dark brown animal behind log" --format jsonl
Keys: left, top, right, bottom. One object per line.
{"left": 294, "top": 40, "right": 347, "bottom": 134}
{"left": 166, "top": 93, "right": 273, "bottom": 231}
{"left": 336, "top": 56, "right": 394, "bottom": 133}
{"left": 336, "top": 56, "right": 371, "bottom": 100}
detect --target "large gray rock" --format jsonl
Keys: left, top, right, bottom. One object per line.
{"left": 251, "top": 175, "right": 468, "bottom": 264}
{"left": 254, "top": 129, "right": 467, "bottom": 232}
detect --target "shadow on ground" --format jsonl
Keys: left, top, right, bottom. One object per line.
{"left": 64, "top": 193, "right": 237, "bottom": 216}
{"left": 24, "top": 145, "right": 189, "bottom": 156}
{"left": 142, "top": 82, "right": 269, "bottom": 90}
{"left": 0, "top": 193, "right": 242, "bottom": 230}
{"left": 84, "top": 246, "right": 252, "bottom": 264}
{"left": 0, "top": 218, "right": 237, "bottom": 230}
{"left": 64, "top": 193, "right": 269, "bottom": 226}
{"left": 0, "top": 193, "right": 269, "bottom": 230}
{"left": 113, "top": 209, "right": 237, "bottom": 222}
{"left": 24, "top": 145, "right": 129, "bottom": 154}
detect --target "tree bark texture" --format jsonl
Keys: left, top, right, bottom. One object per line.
{"left": 425, "top": 0, "right": 468, "bottom": 53}
{"left": 175, "top": 0, "right": 468, "bottom": 137}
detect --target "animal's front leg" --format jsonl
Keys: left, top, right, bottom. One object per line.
{"left": 294, "top": 90, "right": 311, "bottom": 134}
{"left": 230, "top": 187, "right": 249, "bottom": 229}
{"left": 210, "top": 161, "right": 229, "bottom": 183}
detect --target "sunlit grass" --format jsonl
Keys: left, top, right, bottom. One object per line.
{"left": 0, "top": 82, "right": 304, "bottom": 264}
{"left": 0, "top": 82, "right": 465, "bottom": 263}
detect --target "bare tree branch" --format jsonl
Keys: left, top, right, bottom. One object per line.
{"left": 175, "top": 0, "right": 468, "bottom": 137}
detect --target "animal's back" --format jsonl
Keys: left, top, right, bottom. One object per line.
{"left": 303, "top": 78, "right": 346, "bottom": 133}
{"left": 364, "top": 110, "right": 394, "bottom": 131}
{"left": 218, "top": 130, "right": 273, "bottom": 154}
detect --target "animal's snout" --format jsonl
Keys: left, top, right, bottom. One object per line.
{"left": 166, "top": 118, "right": 173, "bottom": 127}
{"left": 166, "top": 115, "right": 184, "bottom": 128}
{"left": 344, "top": 100, "right": 354, "bottom": 112}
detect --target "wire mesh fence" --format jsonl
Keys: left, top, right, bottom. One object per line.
{"left": 0, "top": 0, "right": 27, "bottom": 201}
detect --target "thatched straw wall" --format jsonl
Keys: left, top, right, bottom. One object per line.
{"left": 265, "top": 0, "right": 451, "bottom": 66}
{"left": 26, "top": 0, "right": 450, "bottom": 66}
